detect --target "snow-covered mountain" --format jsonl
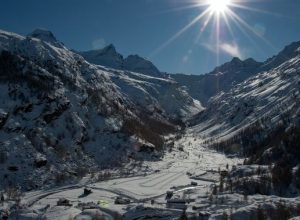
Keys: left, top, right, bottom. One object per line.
{"left": 79, "top": 45, "right": 163, "bottom": 78}
{"left": 261, "top": 40, "right": 300, "bottom": 71}
{"left": 79, "top": 45, "right": 203, "bottom": 119}
{"left": 172, "top": 41, "right": 300, "bottom": 107}
{"left": 172, "top": 57, "right": 262, "bottom": 105}
{"left": 182, "top": 41, "right": 300, "bottom": 201}
{"left": 103, "top": 67, "right": 203, "bottom": 119}
{"left": 27, "top": 28, "right": 65, "bottom": 48}
{"left": 189, "top": 40, "right": 300, "bottom": 156}
{"left": 0, "top": 29, "right": 193, "bottom": 190}
{"left": 79, "top": 44, "right": 124, "bottom": 70}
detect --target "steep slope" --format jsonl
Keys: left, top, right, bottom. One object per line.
{"left": 123, "top": 55, "right": 162, "bottom": 78}
{"left": 185, "top": 41, "right": 300, "bottom": 198}
{"left": 172, "top": 57, "right": 262, "bottom": 105}
{"left": 79, "top": 46, "right": 203, "bottom": 119}
{"left": 79, "top": 44, "right": 124, "bottom": 69}
{"left": 189, "top": 42, "right": 300, "bottom": 154}
{"left": 172, "top": 41, "right": 300, "bottom": 107}
{"left": 79, "top": 45, "right": 163, "bottom": 78}
{"left": 261, "top": 40, "right": 300, "bottom": 71}
{"left": 100, "top": 67, "right": 203, "bottom": 119}
{"left": 0, "top": 29, "right": 177, "bottom": 190}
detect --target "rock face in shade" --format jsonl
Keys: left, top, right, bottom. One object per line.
{"left": 123, "top": 54, "right": 162, "bottom": 78}
{"left": 172, "top": 41, "right": 300, "bottom": 106}
{"left": 172, "top": 57, "right": 263, "bottom": 105}
{"left": 79, "top": 44, "right": 124, "bottom": 70}
{"left": 27, "top": 28, "right": 64, "bottom": 48}
{"left": 80, "top": 45, "right": 163, "bottom": 78}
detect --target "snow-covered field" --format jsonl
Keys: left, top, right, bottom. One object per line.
{"left": 8, "top": 134, "right": 241, "bottom": 219}
{"left": 14, "top": 133, "right": 300, "bottom": 220}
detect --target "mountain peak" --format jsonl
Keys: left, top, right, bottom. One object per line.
{"left": 97, "top": 44, "right": 118, "bottom": 54}
{"left": 244, "top": 57, "right": 257, "bottom": 63}
{"left": 231, "top": 57, "right": 242, "bottom": 63}
{"left": 273, "top": 40, "right": 300, "bottom": 60}
{"left": 124, "top": 54, "right": 162, "bottom": 77}
{"left": 230, "top": 57, "right": 261, "bottom": 67}
{"left": 282, "top": 40, "right": 300, "bottom": 54}
{"left": 27, "top": 28, "right": 57, "bottom": 42}
{"left": 104, "top": 43, "right": 116, "bottom": 51}
{"left": 211, "top": 57, "right": 260, "bottom": 75}
{"left": 27, "top": 28, "right": 63, "bottom": 47}
{"left": 88, "top": 44, "right": 119, "bottom": 57}
{"left": 80, "top": 46, "right": 163, "bottom": 77}
{"left": 261, "top": 40, "right": 300, "bottom": 70}
{"left": 79, "top": 44, "right": 123, "bottom": 68}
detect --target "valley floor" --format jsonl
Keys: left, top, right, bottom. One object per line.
{"left": 5, "top": 132, "right": 300, "bottom": 219}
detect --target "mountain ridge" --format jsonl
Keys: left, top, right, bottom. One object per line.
{"left": 79, "top": 44, "right": 163, "bottom": 78}
{"left": 0, "top": 27, "right": 300, "bottom": 189}
{"left": 172, "top": 40, "right": 300, "bottom": 105}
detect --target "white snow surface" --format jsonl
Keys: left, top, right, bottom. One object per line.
{"left": 191, "top": 48, "right": 300, "bottom": 144}
{"left": 16, "top": 133, "right": 241, "bottom": 219}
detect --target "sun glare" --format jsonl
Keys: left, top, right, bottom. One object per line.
{"left": 208, "top": 0, "right": 231, "bottom": 13}
{"left": 151, "top": 0, "right": 275, "bottom": 62}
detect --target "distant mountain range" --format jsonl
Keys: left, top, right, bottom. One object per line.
{"left": 80, "top": 39, "right": 300, "bottom": 106}
{"left": 79, "top": 45, "right": 163, "bottom": 78}
{"left": 78, "top": 40, "right": 264, "bottom": 106}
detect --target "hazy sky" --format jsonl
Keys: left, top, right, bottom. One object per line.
{"left": 1, "top": 0, "right": 300, "bottom": 74}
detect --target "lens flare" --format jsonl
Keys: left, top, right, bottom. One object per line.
{"left": 150, "top": 0, "right": 276, "bottom": 62}
{"left": 208, "top": 0, "right": 231, "bottom": 13}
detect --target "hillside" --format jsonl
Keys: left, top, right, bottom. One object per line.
{"left": 190, "top": 41, "right": 300, "bottom": 147}
{"left": 0, "top": 29, "right": 187, "bottom": 190}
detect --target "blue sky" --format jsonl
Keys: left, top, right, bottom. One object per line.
{"left": 0, "top": 0, "right": 300, "bottom": 74}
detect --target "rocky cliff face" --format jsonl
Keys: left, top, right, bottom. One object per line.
{"left": 172, "top": 57, "right": 262, "bottom": 105}
{"left": 79, "top": 45, "right": 163, "bottom": 78}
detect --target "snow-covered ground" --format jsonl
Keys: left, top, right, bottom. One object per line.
{"left": 13, "top": 133, "right": 300, "bottom": 220}
{"left": 10, "top": 134, "right": 241, "bottom": 219}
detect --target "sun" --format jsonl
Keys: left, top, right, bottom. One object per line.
{"left": 208, "top": 0, "right": 231, "bottom": 13}
{"left": 151, "top": 0, "right": 274, "bottom": 61}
